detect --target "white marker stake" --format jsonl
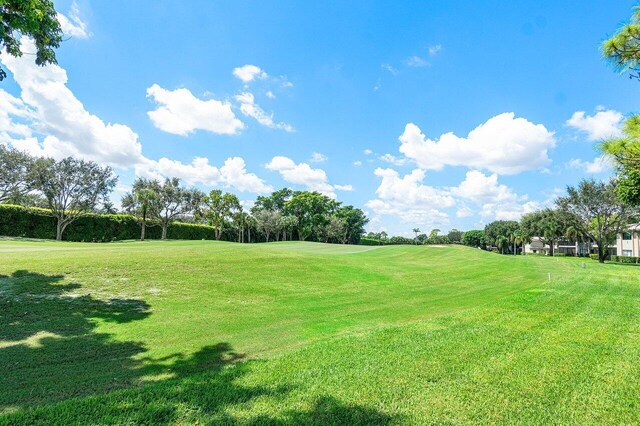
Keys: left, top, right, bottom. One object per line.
{"left": 548, "top": 272, "right": 551, "bottom": 282}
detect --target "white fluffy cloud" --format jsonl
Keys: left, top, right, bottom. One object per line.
{"left": 366, "top": 168, "right": 453, "bottom": 225}
{"left": 57, "top": 1, "right": 90, "bottom": 39}
{"left": 265, "top": 156, "right": 350, "bottom": 198}
{"left": 566, "top": 155, "right": 611, "bottom": 174}
{"left": 398, "top": 113, "right": 555, "bottom": 175}
{"left": 565, "top": 108, "right": 623, "bottom": 141}
{"left": 147, "top": 84, "right": 244, "bottom": 136}
{"left": 235, "top": 92, "right": 294, "bottom": 132}
{"left": 138, "top": 156, "right": 272, "bottom": 193}
{"left": 0, "top": 39, "right": 142, "bottom": 168}
{"left": 232, "top": 65, "right": 268, "bottom": 83}
{"left": 0, "top": 40, "right": 271, "bottom": 194}
{"left": 450, "top": 170, "right": 539, "bottom": 220}
{"left": 367, "top": 167, "right": 542, "bottom": 226}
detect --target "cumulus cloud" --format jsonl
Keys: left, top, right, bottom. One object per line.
{"left": 0, "top": 38, "right": 142, "bottom": 168}
{"left": 565, "top": 108, "right": 623, "bottom": 141}
{"left": 235, "top": 92, "right": 294, "bottom": 132}
{"left": 366, "top": 167, "right": 542, "bottom": 225}
{"left": 566, "top": 155, "right": 611, "bottom": 174}
{"left": 398, "top": 112, "right": 555, "bottom": 175}
{"left": 0, "top": 39, "right": 271, "bottom": 194}
{"left": 265, "top": 156, "right": 350, "bottom": 198}
{"left": 366, "top": 168, "right": 453, "bottom": 225}
{"left": 138, "top": 156, "right": 272, "bottom": 193}
{"left": 57, "top": 1, "right": 90, "bottom": 39}
{"left": 147, "top": 84, "right": 244, "bottom": 136}
{"left": 232, "top": 65, "right": 268, "bottom": 83}
{"left": 450, "top": 170, "right": 540, "bottom": 220}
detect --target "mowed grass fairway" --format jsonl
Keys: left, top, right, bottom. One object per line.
{"left": 1, "top": 240, "right": 640, "bottom": 424}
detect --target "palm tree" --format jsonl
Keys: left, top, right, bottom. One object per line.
{"left": 519, "top": 230, "right": 532, "bottom": 255}
{"left": 496, "top": 235, "right": 509, "bottom": 255}
{"left": 565, "top": 225, "right": 584, "bottom": 257}
{"left": 413, "top": 228, "right": 421, "bottom": 245}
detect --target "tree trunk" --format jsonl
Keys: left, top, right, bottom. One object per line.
{"left": 161, "top": 224, "right": 168, "bottom": 240}
{"left": 598, "top": 244, "right": 606, "bottom": 263}
{"left": 141, "top": 220, "right": 146, "bottom": 241}
{"left": 56, "top": 219, "right": 64, "bottom": 241}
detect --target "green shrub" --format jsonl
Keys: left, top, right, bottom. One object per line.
{"left": 589, "top": 254, "right": 599, "bottom": 261}
{"left": 359, "top": 237, "right": 382, "bottom": 246}
{"left": 553, "top": 253, "right": 566, "bottom": 257}
{"left": 0, "top": 204, "right": 215, "bottom": 242}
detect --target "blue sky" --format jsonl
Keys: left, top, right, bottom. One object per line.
{"left": 0, "top": 0, "right": 637, "bottom": 235}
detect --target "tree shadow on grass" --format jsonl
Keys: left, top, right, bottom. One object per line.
{"left": 0, "top": 270, "right": 152, "bottom": 410}
{"left": 1, "top": 271, "right": 400, "bottom": 424}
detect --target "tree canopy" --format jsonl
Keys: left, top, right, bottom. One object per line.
{"left": 602, "top": 6, "right": 640, "bottom": 80}
{"left": 0, "top": 0, "right": 63, "bottom": 81}
{"left": 557, "top": 179, "right": 636, "bottom": 263}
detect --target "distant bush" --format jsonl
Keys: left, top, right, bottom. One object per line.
{"left": 359, "top": 237, "right": 382, "bottom": 246}
{"left": 610, "top": 255, "right": 640, "bottom": 264}
{"left": 0, "top": 204, "right": 215, "bottom": 242}
{"left": 589, "top": 254, "right": 599, "bottom": 261}
{"left": 553, "top": 253, "right": 567, "bottom": 257}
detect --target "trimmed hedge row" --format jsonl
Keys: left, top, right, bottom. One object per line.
{"left": 610, "top": 255, "right": 640, "bottom": 264}
{"left": 359, "top": 237, "right": 383, "bottom": 246}
{"left": 0, "top": 204, "right": 216, "bottom": 242}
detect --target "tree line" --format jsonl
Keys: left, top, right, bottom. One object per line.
{"left": 475, "top": 179, "right": 638, "bottom": 263}
{"left": 0, "top": 146, "right": 368, "bottom": 243}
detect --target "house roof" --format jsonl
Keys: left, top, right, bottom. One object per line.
{"left": 627, "top": 223, "right": 640, "bottom": 231}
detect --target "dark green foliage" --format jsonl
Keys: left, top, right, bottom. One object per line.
{"left": 484, "top": 221, "right": 519, "bottom": 250}
{"left": 386, "top": 236, "right": 415, "bottom": 245}
{"left": 610, "top": 255, "right": 640, "bottom": 264}
{"left": 0, "top": 204, "right": 215, "bottom": 241}
{"left": 462, "top": 230, "right": 485, "bottom": 248}
{"left": 0, "top": 0, "right": 63, "bottom": 81}
{"left": 359, "top": 237, "right": 382, "bottom": 246}
{"left": 589, "top": 254, "right": 600, "bottom": 261}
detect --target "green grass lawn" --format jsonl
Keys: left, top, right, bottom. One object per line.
{"left": 1, "top": 240, "right": 640, "bottom": 424}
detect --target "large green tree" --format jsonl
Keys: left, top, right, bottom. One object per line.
{"left": 557, "top": 179, "right": 636, "bottom": 263}
{"left": 154, "top": 178, "right": 204, "bottom": 240}
{"left": 520, "top": 209, "right": 569, "bottom": 256}
{"left": 335, "top": 205, "right": 368, "bottom": 244}
{"left": 284, "top": 191, "right": 337, "bottom": 241}
{"left": 0, "top": 0, "right": 63, "bottom": 81}
{"left": 462, "top": 230, "right": 484, "bottom": 248}
{"left": 0, "top": 145, "right": 41, "bottom": 202}
{"left": 484, "top": 220, "right": 519, "bottom": 253}
{"left": 34, "top": 157, "right": 117, "bottom": 241}
{"left": 202, "top": 190, "right": 240, "bottom": 240}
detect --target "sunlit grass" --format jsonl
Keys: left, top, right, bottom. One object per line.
{"left": 1, "top": 240, "right": 639, "bottom": 424}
